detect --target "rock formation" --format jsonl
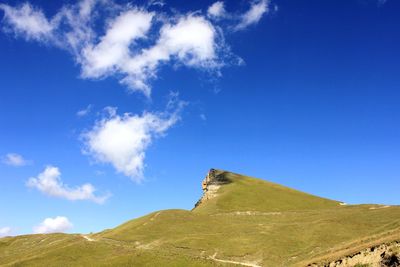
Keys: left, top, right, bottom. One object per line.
{"left": 194, "top": 168, "right": 230, "bottom": 209}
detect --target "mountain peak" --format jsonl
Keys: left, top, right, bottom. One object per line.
{"left": 193, "top": 169, "right": 340, "bottom": 214}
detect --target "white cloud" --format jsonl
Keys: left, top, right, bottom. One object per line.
{"left": 235, "top": 0, "right": 270, "bottom": 31}
{"left": 27, "top": 166, "right": 110, "bottom": 204}
{"left": 208, "top": 1, "right": 226, "bottom": 19}
{"left": 0, "top": 227, "right": 12, "bottom": 238}
{"left": 2, "top": 153, "right": 31, "bottom": 167}
{"left": 82, "top": 94, "right": 184, "bottom": 182}
{"left": 81, "top": 9, "right": 155, "bottom": 84}
{"left": 0, "top": 0, "right": 244, "bottom": 97}
{"left": 33, "top": 216, "right": 73, "bottom": 234}
{"left": 77, "top": 104, "right": 93, "bottom": 117}
{"left": 78, "top": 0, "right": 99, "bottom": 19}
{"left": 0, "top": 3, "right": 54, "bottom": 41}
{"left": 121, "top": 15, "right": 218, "bottom": 95}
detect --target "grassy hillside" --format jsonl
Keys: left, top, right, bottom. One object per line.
{"left": 192, "top": 170, "right": 340, "bottom": 214}
{"left": 1, "top": 170, "right": 400, "bottom": 266}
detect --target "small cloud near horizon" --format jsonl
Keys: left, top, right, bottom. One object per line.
{"left": 33, "top": 216, "right": 73, "bottom": 234}
{"left": 0, "top": 227, "right": 12, "bottom": 238}
{"left": 27, "top": 165, "right": 110, "bottom": 204}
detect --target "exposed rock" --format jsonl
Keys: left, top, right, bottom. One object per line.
{"left": 193, "top": 169, "right": 230, "bottom": 209}
{"left": 308, "top": 241, "right": 400, "bottom": 267}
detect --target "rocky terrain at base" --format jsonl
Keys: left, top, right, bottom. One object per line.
{"left": 309, "top": 242, "right": 400, "bottom": 267}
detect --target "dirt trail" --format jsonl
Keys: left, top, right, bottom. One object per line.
{"left": 369, "top": 205, "right": 390, "bottom": 210}
{"left": 209, "top": 253, "right": 262, "bottom": 267}
{"left": 81, "top": 235, "right": 95, "bottom": 242}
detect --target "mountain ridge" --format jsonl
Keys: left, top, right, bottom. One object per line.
{"left": 1, "top": 169, "right": 399, "bottom": 266}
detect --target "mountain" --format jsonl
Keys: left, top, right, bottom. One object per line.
{"left": 1, "top": 169, "right": 399, "bottom": 266}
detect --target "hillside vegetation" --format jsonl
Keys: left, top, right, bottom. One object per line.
{"left": 1, "top": 170, "right": 399, "bottom": 266}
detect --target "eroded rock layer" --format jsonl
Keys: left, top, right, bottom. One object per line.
{"left": 309, "top": 241, "right": 400, "bottom": 267}
{"left": 194, "top": 169, "right": 230, "bottom": 209}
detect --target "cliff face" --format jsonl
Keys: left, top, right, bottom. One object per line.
{"left": 194, "top": 169, "right": 230, "bottom": 209}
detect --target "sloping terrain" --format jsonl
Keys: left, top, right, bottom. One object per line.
{"left": 1, "top": 169, "right": 399, "bottom": 266}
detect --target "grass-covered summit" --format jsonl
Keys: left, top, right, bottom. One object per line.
{"left": 1, "top": 169, "right": 400, "bottom": 266}
{"left": 193, "top": 169, "right": 340, "bottom": 214}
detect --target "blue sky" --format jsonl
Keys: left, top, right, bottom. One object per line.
{"left": 0, "top": 0, "right": 399, "bottom": 235}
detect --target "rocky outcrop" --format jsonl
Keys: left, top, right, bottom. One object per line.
{"left": 309, "top": 241, "right": 400, "bottom": 267}
{"left": 193, "top": 169, "right": 230, "bottom": 209}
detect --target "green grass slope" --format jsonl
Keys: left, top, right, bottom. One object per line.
{"left": 192, "top": 170, "right": 340, "bottom": 214}
{"left": 1, "top": 170, "right": 400, "bottom": 267}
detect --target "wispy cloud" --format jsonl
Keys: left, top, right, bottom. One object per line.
{"left": 0, "top": 3, "right": 55, "bottom": 41}
{"left": 207, "top": 1, "right": 227, "bottom": 19}
{"left": 2, "top": 153, "right": 31, "bottom": 167}
{"left": 0, "top": 0, "right": 271, "bottom": 97}
{"left": 378, "top": 0, "right": 388, "bottom": 6}
{"left": 82, "top": 93, "right": 185, "bottom": 182}
{"left": 235, "top": 0, "right": 270, "bottom": 31}
{"left": 77, "top": 104, "right": 93, "bottom": 117}
{"left": 0, "top": 227, "right": 12, "bottom": 238}
{"left": 33, "top": 216, "right": 73, "bottom": 234}
{"left": 206, "top": 0, "right": 272, "bottom": 31}
{"left": 27, "top": 166, "right": 110, "bottom": 204}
